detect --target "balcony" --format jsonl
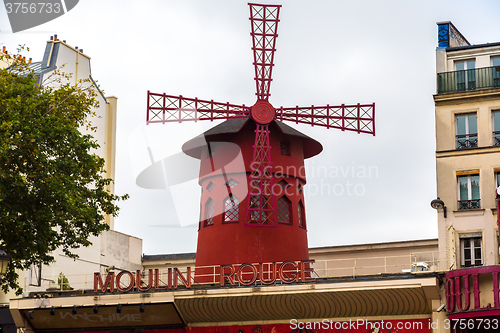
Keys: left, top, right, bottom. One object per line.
{"left": 458, "top": 199, "right": 481, "bottom": 210}
{"left": 494, "top": 131, "right": 500, "bottom": 146}
{"left": 437, "top": 66, "right": 500, "bottom": 94}
{"left": 456, "top": 134, "right": 478, "bottom": 149}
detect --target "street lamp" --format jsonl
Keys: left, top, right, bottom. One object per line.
{"left": 430, "top": 197, "right": 447, "bottom": 218}
{"left": 0, "top": 247, "right": 10, "bottom": 276}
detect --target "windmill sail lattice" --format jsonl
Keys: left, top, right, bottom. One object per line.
{"left": 146, "top": 3, "right": 375, "bottom": 227}
{"left": 249, "top": 3, "right": 280, "bottom": 101}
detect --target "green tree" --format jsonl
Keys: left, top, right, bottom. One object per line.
{"left": 0, "top": 50, "right": 127, "bottom": 294}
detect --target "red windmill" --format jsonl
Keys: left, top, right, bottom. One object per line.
{"left": 146, "top": 3, "right": 375, "bottom": 278}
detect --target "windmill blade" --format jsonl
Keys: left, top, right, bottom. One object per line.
{"left": 275, "top": 103, "right": 376, "bottom": 135}
{"left": 147, "top": 91, "right": 250, "bottom": 124}
{"left": 249, "top": 3, "right": 281, "bottom": 101}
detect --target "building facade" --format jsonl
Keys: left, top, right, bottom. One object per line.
{"left": 433, "top": 22, "right": 500, "bottom": 329}
{"left": 1, "top": 38, "right": 143, "bottom": 331}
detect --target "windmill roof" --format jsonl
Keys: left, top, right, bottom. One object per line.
{"left": 182, "top": 118, "right": 323, "bottom": 159}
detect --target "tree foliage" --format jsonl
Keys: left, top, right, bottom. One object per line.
{"left": 0, "top": 50, "right": 127, "bottom": 294}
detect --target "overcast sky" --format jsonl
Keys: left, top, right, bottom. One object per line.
{"left": 2, "top": 1, "right": 500, "bottom": 255}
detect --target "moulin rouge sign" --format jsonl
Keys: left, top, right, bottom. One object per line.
{"left": 94, "top": 260, "right": 315, "bottom": 293}
{"left": 445, "top": 265, "right": 500, "bottom": 315}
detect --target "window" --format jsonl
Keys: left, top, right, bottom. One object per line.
{"left": 225, "top": 178, "right": 239, "bottom": 189}
{"left": 495, "top": 170, "right": 500, "bottom": 192}
{"left": 206, "top": 181, "right": 215, "bottom": 192}
{"left": 455, "top": 59, "right": 476, "bottom": 91}
{"left": 223, "top": 195, "right": 239, "bottom": 223}
{"left": 277, "top": 196, "right": 292, "bottom": 224}
{"left": 493, "top": 57, "right": 500, "bottom": 88}
{"left": 204, "top": 198, "right": 215, "bottom": 226}
{"left": 460, "top": 235, "right": 482, "bottom": 267}
{"left": 298, "top": 200, "right": 306, "bottom": 228}
{"left": 280, "top": 141, "right": 290, "bottom": 156}
{"left": 494, "top": 111, "right": 500, "bottom": 146}
{"left": 277, "top": 179, "right": 289, "bottom": 189}
{"left": 456, "top": 113, "right": 478, "bottom": 149}
{"left": 455, "top": 59, "right": 476, "bottom": 71}
{"left": 492, "top": 56, "right": 500, "bottom": 67}
{"left": 249, "top": 195, "right": 269, "bottom": 224}
{"left": 29, "top": 263, "right": 42, "bottom": 287}
{"left": 457, "top": 173, "right": 480, "bottom": 209}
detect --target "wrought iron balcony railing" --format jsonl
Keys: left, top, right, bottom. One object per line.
{"left": 456, "top": 134, "right": 478, "bottom": 149}
{"left": 494, "top": 132, "right": 500, "bottom": 146}
{"left": 437, "top": 66, "right": 500, "bottom": 94}
{"left": 458, "top": 199, "right": 481, "bottom": 210}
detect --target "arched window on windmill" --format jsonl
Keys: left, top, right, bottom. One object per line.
{"left": 223, "top": 194, "right": 240, "bottom": 223}
{"left": 277, "top": 195, "right": 292, "bottom": 225}
{"left": 204, "top": 197, "right": 215, "bottom": 227}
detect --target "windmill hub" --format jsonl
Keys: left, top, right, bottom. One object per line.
{"left": 251, "top": 100, "right": 275, "bottom": 125}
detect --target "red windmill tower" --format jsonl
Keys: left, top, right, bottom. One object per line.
{"left": 146, "top": 3, "right": 375, "bottom": 280}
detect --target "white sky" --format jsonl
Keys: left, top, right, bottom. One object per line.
{"left": 1, "top": 0, "right": 500, "bottom": 255}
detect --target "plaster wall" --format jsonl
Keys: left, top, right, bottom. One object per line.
{"left": 444, "top": 45, "right": 500, "bottom": 71}
{"left": 435, "top": 97, "right": 500, "bottom": 152}
{"left": 18, "top": 230, "right": 142, "bottom": 294}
